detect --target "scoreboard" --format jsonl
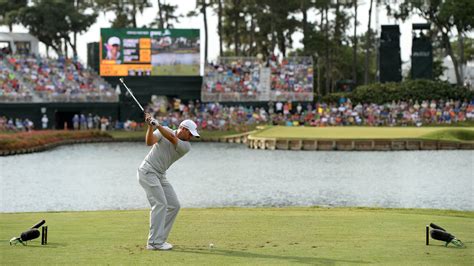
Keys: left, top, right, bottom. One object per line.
{"left": 100, "top": 28, "right": 200, "bottom": 76}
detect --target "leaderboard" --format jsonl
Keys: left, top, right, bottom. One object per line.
{"left": 123, "top": 38, "right": 151, "bottom": 63}
{"left": 100, "top": 28, "right": 200, "bottom": 77}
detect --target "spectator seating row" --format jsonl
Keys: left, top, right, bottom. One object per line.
{"left": 0, "top": 53, "right": 117, "bottom": 103}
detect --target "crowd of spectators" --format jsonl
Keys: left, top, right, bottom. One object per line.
{"left": 203, "top": 58, "right": 262, "bottom": 100}
{"left": 202, "top": 56, "right": 313, "bottom": 102}
{"left": 0, "top": 60, "right": 33, "bottom": 102}
{"left": 0, "top": 51, "right": 117, "bottom": 102}
{"left": 145, "top": 98, "right": 474, "bottom": 130}
{"left": 1, "top": 113, "right": 117, "bottom": 132}
{"left": 0, "top": 116, "right": 35, "bottom": 131}
{"left": 268, "top": 56, "right": 313, "bottom": 101}
{"left": 68, "top": 114, "right": 142, "bottom": 132}
{"left": 2, "top": 98, "right": 473, "bottom": 131}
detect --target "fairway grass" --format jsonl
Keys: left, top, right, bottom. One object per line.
{"left": 251, "top": 126, "right": 474, "bottom": 142}
{"left": 1, "top": 208, "right": 473, "bottom": 265}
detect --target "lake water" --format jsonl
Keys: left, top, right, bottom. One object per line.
{"left": 0, "top": 142, "right": 472, "bottom": 212}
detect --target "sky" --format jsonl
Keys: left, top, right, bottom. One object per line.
{"left": 1, "top": 0, "right": 430, "bottom": 69}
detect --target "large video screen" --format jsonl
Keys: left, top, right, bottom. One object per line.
{"left": 100, "top": 28, "right": 200, "bottom": 76}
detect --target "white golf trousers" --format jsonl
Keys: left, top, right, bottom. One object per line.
{"left": 137, "top": 168, "right": 180, "bottom": 245}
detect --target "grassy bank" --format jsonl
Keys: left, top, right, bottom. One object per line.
{"left": 0, "top": 130, "right": 241, "bottom": 152}
{"left": 1, "top": 127, "right": 473, "bottom": 153}
{"left": 1, "top": 207, "right": 472, "bottom": 265}
{"left": 0, "top": 130, "right": 111, "bottom": 151}
{"left": 251, "top": 126, "right": 474, "bottom": 142}
{"left": 107, "top": 129, "right": 242, "bottom": 140}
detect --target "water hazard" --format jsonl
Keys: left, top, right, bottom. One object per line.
{"left": 1, "top": 142, "right": 472, "bottom": 212}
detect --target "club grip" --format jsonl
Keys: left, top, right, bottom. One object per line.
{"left": 31, "top": 220, "right": 45, "bottom": 229}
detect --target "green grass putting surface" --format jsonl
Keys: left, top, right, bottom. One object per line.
{"left": 251, "top": 126, "right": 474, "bottom": 142}
{"left": 1, "top": 208, "right": 473, "bottom": 265}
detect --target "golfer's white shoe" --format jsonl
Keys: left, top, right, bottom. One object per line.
{"left": 147, "top": 242, "right": 173, "bottom": 251}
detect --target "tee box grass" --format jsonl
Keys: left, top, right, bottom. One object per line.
{"left": 1, "top": 207, "right": 473, "bottom": 265}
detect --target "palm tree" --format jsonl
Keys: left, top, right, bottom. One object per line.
{"left": 201, "top": 0, "right": 209, "bottom": 63}
{"left": 216, "top": 0, "right": 223, "bottom": 57}
{"left": 352, "top": 0, "right": 358, "bottom": 84}
{"left": 364, "top": 0, "right": 373, "bottom": 85}
{"left": 188, "top": 0, "right": 209, "bottom": 63}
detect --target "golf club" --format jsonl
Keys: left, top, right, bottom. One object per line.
{"left": 429, "top": 223, "right": 465, "bottom": 248}
{"left": 9, "top": 220, "right": 46, "bottom": 246}
{"left": 31, "top": 220, "right": 45, "bottom": 229}
{"left": 119, "top": 78, "right": 158, "bottom": 126}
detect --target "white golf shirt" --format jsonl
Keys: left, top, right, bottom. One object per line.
{"left": 140, "top": 127, "right": 191, "bottom": 175}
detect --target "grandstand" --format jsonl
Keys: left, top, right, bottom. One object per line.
{"left": 1, "top": 54, "right": 117, "bottom": 103}
{"left": 0, "top": 32, "right": 122, "bottom": 129}
{"left": 0, "top": 32, "right": 203, "bottom": 129}
{"left": 0, "top": 25, "right": 317, "bottom": 130}
{"left": 202, "top": 56, "right": 314, "bottom": 102}
{"left": 1, "top": 23, "right": 471, "bottom": 131}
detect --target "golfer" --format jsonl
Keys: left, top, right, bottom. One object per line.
{"left": 105, "top": 36, "right": 121, "bottom": 61}
{"left": 138, "top": 113, "right": 200, "bottom": 250}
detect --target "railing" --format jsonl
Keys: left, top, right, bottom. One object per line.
{"left": 0, "top": 92, "right": 119, "bottom": 103}
{"left": 201, "top": 91, "right": 314, "bottom": 102}
{"left": 0, "top": 94, "right": 35, "bottom": 103}
{"left": 270, "top": 91, "right": 313, "bottom": 102}
{"left": 35, "top": 91, "right": 119, "bottom": 103}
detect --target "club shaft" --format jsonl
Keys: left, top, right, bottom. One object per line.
{"left": 31, "top": 219, "right": 45, "bottom": 229}
{"left": 119, "top": 78, "right": 157, "bottom": 126}
{"left": 430, "top": 223, "right": 446, "bottom": 232}
{"left": 119, "top": 79, "right": 144, "bottom": 112}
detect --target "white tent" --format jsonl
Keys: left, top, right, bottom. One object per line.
{"left": 0, "top": 32, "right": 39, "bottom": 55}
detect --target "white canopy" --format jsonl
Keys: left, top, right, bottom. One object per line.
{"left": 0, "top": 32, "right": 39, "bottom": 54}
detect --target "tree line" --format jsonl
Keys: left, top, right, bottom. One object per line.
{"left": 0, "top": 0, "right": 472, "bottom": 93}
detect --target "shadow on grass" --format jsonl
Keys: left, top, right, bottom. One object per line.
{"left": 174, "top": 247, "right": 369, "bottom": 265}
{"left": 5, "top": 241, "right": 67, "bottom": 248}
{"left": 427, "top": 242, "right": 470, "bottom": 249}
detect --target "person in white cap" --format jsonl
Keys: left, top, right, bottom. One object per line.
{"left": 106, "top": 36, "right": 121, "bottom": 60}
{"left": 138, "top": 112, "right": 200, "bottom": 251}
